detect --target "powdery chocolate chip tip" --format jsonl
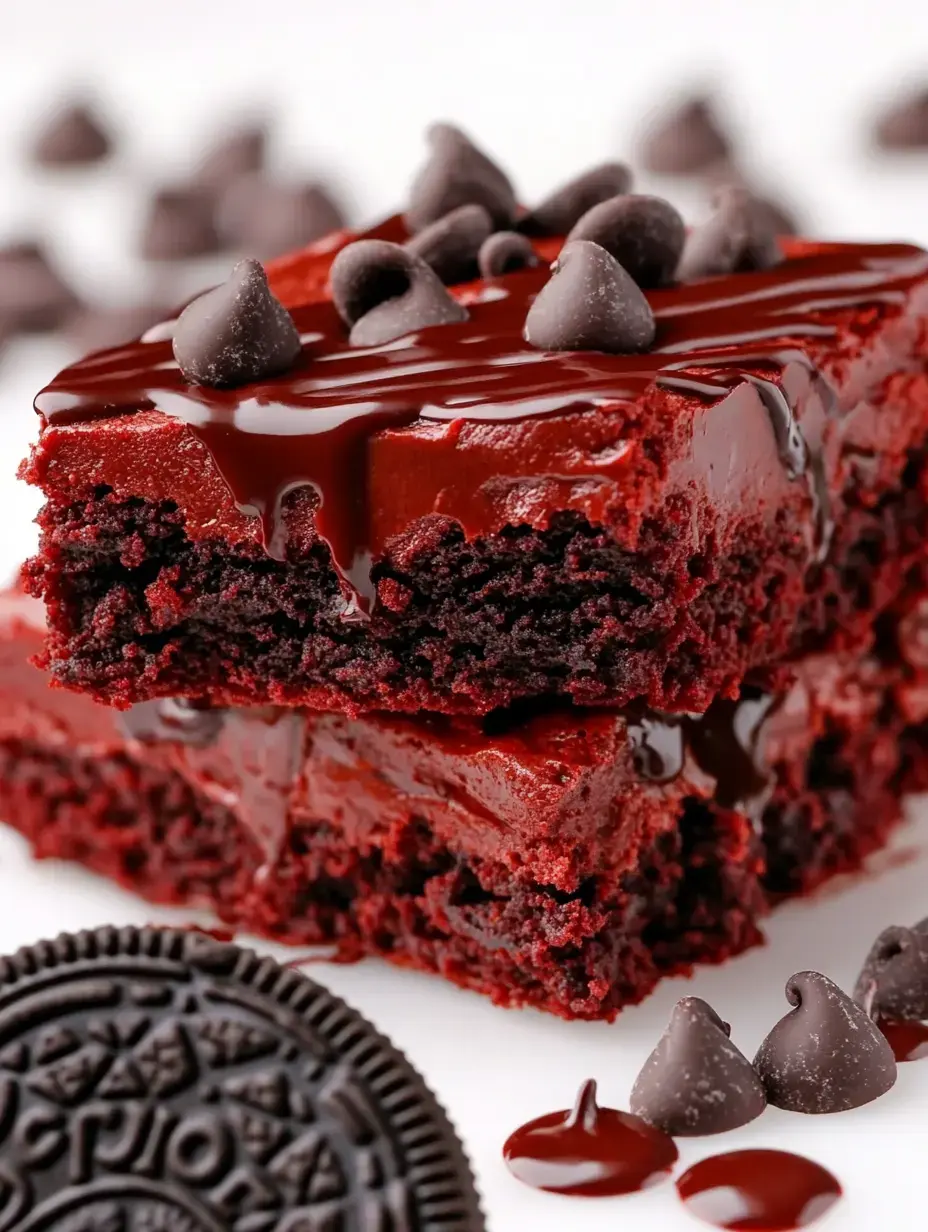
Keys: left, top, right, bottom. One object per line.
{"left": 405, "top": 203, "right": 494, "bottom": 284}
{"left": 405, "top": 122, "right": 517, "bottom": 234}
{"left": 523, "top": 238, "right": 656, "bottom": 354}
{"left": 753, "top": 970, "right": 897, "bottom": 1114}
{"left": 172, "top": 257, "right": 301, "bottom": 387}
{"left": 638, "top": 93, "right": 732, "bottom": 176}
{"left": 854, "top": 918, "right": 928, "bottom": 1022}
{"left": 31, "top": 100, "right": 113, "bottom": 167}
{"left": 517, "top": 162, "right": 633, "bottom": 237}
{"left": 330, "top": 238, "right": 468, "bottom": 347}
{"left": 630, "top": 996, "right": 767, "bottom": 1136}
{"left": 478, "top": 230, "right": 539, "bottom": 279}
{"left": 677, "top": 186, "right": 782, "bottom": 282}
{"left": 0, "top": 925, "right": 485, "bottom": 1230}
{"left": 566, "top": 193, "right": 686, "bottom": 288}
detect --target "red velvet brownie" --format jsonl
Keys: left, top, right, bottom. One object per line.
{"left": 21, "top": 206, "right": 928, "bottom": 713}
{"left": 0, "top": 589, "right": 922, "bottom": 1020}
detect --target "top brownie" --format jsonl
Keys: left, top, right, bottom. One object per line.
{"left": 20, "top": 131, "right": 928, "bottom": 714}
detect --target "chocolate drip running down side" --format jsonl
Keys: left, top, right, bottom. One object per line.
{"left": 35, "top": 221, "right": 928, "bottom": 612}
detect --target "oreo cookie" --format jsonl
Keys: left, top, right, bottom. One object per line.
{"left": 0, "top": 925, "right": 484, "bottom": 1230}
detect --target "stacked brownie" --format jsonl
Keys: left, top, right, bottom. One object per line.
{"left": 11, "top": 129, "right": 928, "bottom": 1018}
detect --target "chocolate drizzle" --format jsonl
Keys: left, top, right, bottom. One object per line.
{"left": 35, "top": 222, "right": 928, "bottom": 612}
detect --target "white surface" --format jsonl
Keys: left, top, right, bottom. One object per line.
{"left": 0, "top": 3, "right": 927, "bottom": 1229}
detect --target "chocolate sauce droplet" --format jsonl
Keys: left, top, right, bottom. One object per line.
{"left": 503, "top": 1079, "right": 678, "bottom": 1197}
{"left": 753, "top": 970, "right": 896, "bottom": 1113}
{"left": 630, "top": 997, "right": 766, "bottom": 1136}
{"left": 405, "top": 203, "right": 493, "bottom": 284}
{"left": 676, "top": 1149, "right": 842, "bottom": 1231}
{"left": 405, "top": 122, "right": 517, "bottom": 233}
{"left": 854, "top": 918, "right": 928, "bottom": 1021}
{"left": 567, "top": 194, "right": 685, "bottom": 288}
{"left": 678, "top": 187, "right": 782, "bottom": 281}
{"left": 877, "top": 1017, "right": 928, "bottom": 1063}
{"left": 173, "top": 258, "right": 301, "bottom": 388}
{"left": 524, "top": 239, "right": 656, "bottom": 353}
{"left": 518, "top": 162, "right": 633, "bottom": 236}
{"left": 639, "top": 95, "right": 732, "bottom": 175}
{"left": 31, "top": 100, "right": 112, "bottom": 166}
{"left": 477, "top": 231, "right": 538, "bottom": 279}
{"left": 330, "top": 239, "right": 468, "bottom": 346}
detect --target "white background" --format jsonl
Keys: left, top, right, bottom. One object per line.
{"left": 1, "top": 3, "right": 927, "bottom": 1229}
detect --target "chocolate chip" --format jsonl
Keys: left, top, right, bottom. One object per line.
{"left": 31, "top": 100, "right": 112, "bottom": 166}
{"left": 139, "top": 186, "right": 221, "bottom": 261}
{"left": 753, "top": 971, "right": 897, "bottom": 1113}
{"left": 192, "top": 122, "right": 268, "bottom": 195}
{"left": 68, "top": 301, "right": 175, "bottom": 358}
{"left": 677, "top": 186, "right": 782, "bottom": 281}
{"left": 478, "top": 231, "right": 539, "bottom": 279}
{"left": 330, "top": 239, "right": 468, "bottom": 346}
{"left": 639, "top": 94, "right": 732, "bottom": 175}
{"left": 873, "top": 86, "right": 928, "bottom": 150}
{"left": 566, "top": 194, "right": 685, "bottom": 288}
{"left": 518, "top": 162, "right": 633, "bottom": 236}
{"left": 173, "top": 258, "right": 301, "bottom": 387}
{"left": 218, "top": 176, "right": 347, "bottom": 258}
{"left": 524, "top": 239, "right": 656, "bottom": 354}
{"left": 405, "top": 122, "right": 517, "bottom": 233}
{"left": 630, "top": 997, "right": 766, "bottom": 1136}
{"left": 0, "top": 240, "right": 81, "bottom": 332}
{"left": 708, "top": 173, "right": 802, "bottom": 237}
{"left": 854, "top": 919, "right": 928, "bottom": 1021}
{"left": 404, "top": 203, "right": 493, "bottom": 284}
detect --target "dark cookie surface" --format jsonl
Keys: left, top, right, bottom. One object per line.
{"left": 0, "top": 926, "right": 484, "bottom": 1230}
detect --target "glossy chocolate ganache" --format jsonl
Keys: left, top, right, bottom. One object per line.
{"left": 34, "top": 216, "right": 928, "bottom": 611}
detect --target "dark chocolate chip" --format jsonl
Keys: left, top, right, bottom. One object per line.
{"left": 518, "top": 162, "right": 633, "bottom": 236}
{"left": 567, "top": 194, "right": 685, "bottom": 288}
{"left": 405, "top": 122, "right": 517, "bottom": 233}
{"left": 405, "top": 203, "right": 493, "bottom": 283}
{"left": 873, "top": 86, "right": 928, "bottom": 150}
{"left": 0, "top": 240, "right": 81, "bottom": 332}
{"left": 173, "top": 258, "right": 301, "bottom": 387}
{"left": 854, "top": 919, "right": 928, "bottom": 1021}
{"left": 677, "top": 186, "right": 782, "bottom": 281}
{"left": 192, "top": 122, "right": 268, "bottom": 194}
{"left": 68, "top": 300, "right": 175, "bottom": 358}
{"left": 31, "top": 100, "right": 112, "bottom": 166}
{"left": 0, "top": 925, "right": 485, "bottom": 1230}
{"left": 639, "top": 94, "right": 732, "bottom": 175}
{"left": 478, "top": 230, "right": 539, "bottom": 279}
{"left": 330, "top": 238, "right": 468, "bottom": 346}
{"left": 218, "top": 176, "right": 347, "bottom": 258}
{"left": 139, "top": 186, "right": 221, "bottom": 261}
{"left": 524, "top": 239, "right": 656, "bottom": 354}
{"left": 753, "top": 971, "right": 897, "bottom": 1113}
{"left": 630, "top": 997, "right": 767, "bottom": 1136}
{"left": 708, "top": 173, "right": 802, "bottom": 237}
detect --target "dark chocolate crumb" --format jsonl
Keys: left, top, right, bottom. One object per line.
{"left": 405, "top": 203, "right": 493, "bottom": 284}
{"left": 677, "top": 186, "right": 781, "bottom": 281}
{"left": 567, "top": 193, "right": 685, "bottom": 288}
{"left": 630, "top": 997, "right": 767, "bottom": 1136}
{"left": 31, "top": 100, "right": 112, "bottom": 166}
{"left": 638, "top": 94, "right": 732, "bottom": 175}
{"left": 518, "top": 162, "right": 633, "bottom": 236}
{"left": 753, "top": 971, "right": 896, "bottom": 1114}
{"left": 331, "top": 238, "right": 468, "bottom": 346}
{"left": 524, "top": 239, "right": 656, "bottom": 354}
{"left": 139, "top": 186, "right": 222, "bottom": 261}
{"left": 854, "top": 919, "right": 928, "bottom": 1021}
{"left": 405, "top": 122, "right": 517, "bottom": 233}
{"left": 218, "top": 176, "right": 347, "bottom": 258}
{"left": 478, "top": 231, "right": 539, "bottom": 279}
{"left": 173, "top": 257, "right": 301, "bottom": 387}
{"left": 873, "top": 86, "right": 928, "bottom": 150}
{"left": 192, "top": 122, "right": 268, "bottom": 195}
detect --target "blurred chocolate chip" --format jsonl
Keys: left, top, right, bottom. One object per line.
{"left": 67, "top": 300, "right": 176, "bottom": 358}
{"left": 518, "top": 162, "right": 633, "bottom": 236}
{"left": 173, "top": 258, "right": 301, "bottom": 387}
{"left": 677, "top": 187, "right": 781, "bottom": 281}
{"left": 140, "top": 186, "right": 221, "bottom": 261}
{"left": 854, "top": 920, "right": 928, "bottom": 1021}
{"left": 331, "top": 239, "right": 468, "bottom": 346}
{"left": 405, "top": 122, "right": 517, "bottom": 233}
{"left": 708, "top": 173, "right": 802, "bottom": 237}
{"left": 873, "top": 86, "right": 928, "bottom": 150}
{"left": 0, "top": 241, "right": 81, "bottom": 332}
{"left": 193, "top": 122, "right": 268, "bottom": 195}
{"left": 405, "top": 204, "right": 493, "bottom": 283}
{"left": 218, "top": 176, "right": 347, "bottom": 259}
{"left": 639, "top": 94, "right": 732, "bottom": 175}
{"left": 630, "top": 997, "right": 766, "bottom": 1136}
{"left": 478, "top": 231, "right": 539, "bottom": 279}
{"left": 753, "top": 971, "right": 896, "bottom": 1113}
{"left": 31, "top": 100, "right": 112, "bottom": 167}
{"left": 524, "top": 239, "right": 656, "bottom": 354}
{"left": 567, "top": 194, "right": 685, "bottom": 288}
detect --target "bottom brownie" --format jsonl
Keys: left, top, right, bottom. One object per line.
{"left": 0, "top": 590, "right": 923, "bottom": 1021}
